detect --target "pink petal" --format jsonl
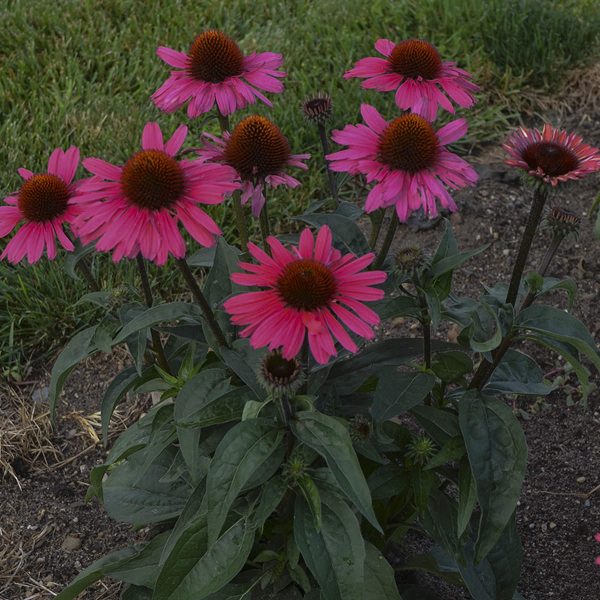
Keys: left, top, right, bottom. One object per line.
{"left": 141, "top": 122, "right": 164, "bottom": 151}
{"left": 164, "top": 125, "right": 189, "bottom": 156}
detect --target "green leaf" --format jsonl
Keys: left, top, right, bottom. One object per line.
{"left": 319, "top": 491, "right": 366, "bottom": 600}
{"left": 459, "top": 391, "right": 527, "bottom": 562}
{"left": 154, "top": 516, "right": 255, "bottom": 600}
{"left": 291, "top": 411, "right": 381, "bottom": 533}
{"left": 187, "top": 246, "right": 216, "bottom": 267}
{"left": 113, "top": 303, "right": 202, "bottom": 345}
{"left": 524, "top": 333, "right": 592, "bottom": 398}
{"left": 55, "top": 535, "right": 166, "bottom": 600}
{"left": 203, "top": 237, "right": 243, "bottom": 307}
{"left": 372, "top": 370, "right": 436, "bottom": 422}
{"left": 372, "top": 295, "right": 422, "bottom": 320}
{"left": 431, "top": 351, "right": 473, "bottom": 383}
{"left": 433, "top": 220, "right": 458, "bottom": 262}
{"left": 206, "top": 419, "right": 284, "bottom": 543}
{"left": 108, "top": 531, "right": 169, "bottom": 587}
{"left": 63, "top": 241, "right": 95, "bottom": 280}
{"left": 517, "top": 305, "right": 600, "bottom": 372}
{"left": 121, "top": 585, "right": 153, "bottom": 600}
{"left": 49, "top": 325, "right": 98, "bottom": 419}
{"left": 411, "top": 405, "right": 460, "bottom": 446}
{"left": 363, "top": 542, "right": 402, "bottom": 600}
{"left": 75, "top": 290, "right": 112, "bottom": 307}
{"left": 220, "top": 339, "right": 267, "bottom": 400}
{"left": 485, "top": 349, "right": 554, "bottom": 396}
{"left": 457, "top": 457, "right": 478, "bottom": 538}
{"left": 428, "top": 244, "right": 489, "bottom": 279}
{"left": 298, "top": 474, "right": 322, "bottom": 531}
{"left": 536, "top": 277, "right": 576, "bottom": 309}
{"left": 101, "top": 366, "right": 153, "bottom": 445}
{"left": 103, "top": 446, "right": 192, "bottom": 526}
{"left": 424, "top": 436, "right": 465, "bottom": 470}
{"left": 56, "top": 547, "right": 141, "bottom": 599}
{"left": 294, "top": 211, "right": 369, "bottom": 255}
{"left": 294, "top": 491, "right": 366, "bottom": 600}
{"left": 326, "top": 338, "right": 455, "bottom": 395}
{"left": 255, "top": 475, "right": 287, "bottom": 528}
{"left": 174, "top": 369, "right": 240, "bottom": 427}
{"left": 294, "top": 495, "right": 340, "bottom": 600}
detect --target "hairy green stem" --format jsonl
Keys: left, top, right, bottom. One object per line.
{"left": 471, "top": 188, "right": 559, "bottom": 390}
{"left": 135, "top": 254, "right": 172, "bottom": 375}
{"left": 317, "top": 122, "right": 339, "bottom": 204}
{"left": 65, "top": 230, "right": 100, "bottom": 291}
{"left": 259, "top": 183, "right": 271, "bottom": 252}
{"left": 368, "top": 209, "right": 384, "bottom": 249}
{"left": 231, "top": 190, "right": 249, "bottom": 253}
{"left": 373, "top": 211, "right": 398, "bottom": 269}
{"left": 505, "top": 186, "right": 548, "bottom": 306}
{"left": 176, "top": 258, "right": 229, "bottom": 348}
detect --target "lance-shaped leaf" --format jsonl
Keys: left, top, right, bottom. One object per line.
{"left": 364, "top": 542, "right": 402, "bottom": 599}
{"left": 49, "top": 325, "right": 98, "bottom": 419}
{"left": 459, "top": 391, "right": 526, "bottom": 562}
{"left": 372, "top": 370, "right": 436, "bottom": 422}
{"left": 517, "top": 305, "right": 600, "bottom": 372}
{"left": 206, "top": 419, "right": 284, "bottom": 543}
{"left": 103, "top": 446, "right": 192, "bottom": 526}
{"left": 291, "top": 411, "right": 381, "bottom": 532}
{"left": 485, "top": 349, "right": 554, "bottom": 396}
{"left": 154, "top": 515, "right": 255, "bottom": 600}
{"left": 113, "top": 302, "right": 202, "bottom": 345}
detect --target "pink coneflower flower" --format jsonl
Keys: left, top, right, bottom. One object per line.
{"left": 326, "top": 104, "right": 477, "bottom": 221}
{"left": 595, "top": 533, "right": 600, "bottom": 566}
{"left": 223, "top": 226, "right": 386, "bottom": 365}
{"left": 197, "top": 115, "right": 309, "bottom": 216}
{"left": 344, "top": 39, "right": 478, "bottom": 121}
{"left": 0, "top": 147, "right": 80, "bottom": 264}
{"left": 74, "top": 122, "right": 239, "bottom": 265}
{"left": 152, "top": 30, "right": 286, "bottom": 118}
{"left": 504, "top": 124, "right": 600, "bottom": 186}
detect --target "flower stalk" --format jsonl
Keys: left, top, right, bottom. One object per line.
{"left": 135, "top": 254, "right": 172, "bottom": 375}
{"left": 505, "top": 185, "right": 548, "bottom": 306}
{"left": 317, "top": 122, "right": 339, "bottom": 204}
{"left": 373, "top": 211, "right": 398, "bottom": 269}
{"left": 176, "top": 258, "right": 229, "bottom": 348}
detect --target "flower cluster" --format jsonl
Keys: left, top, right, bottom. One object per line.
{"left": 2, "top": 29, "right": 600, "bottom": 370}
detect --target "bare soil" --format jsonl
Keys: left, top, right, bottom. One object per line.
{"left": 1, "top": 113, "right": 600, "bottom": 599}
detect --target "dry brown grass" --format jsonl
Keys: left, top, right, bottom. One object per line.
{"left": 0, "top": 385, "right": 60, "bottom": 487}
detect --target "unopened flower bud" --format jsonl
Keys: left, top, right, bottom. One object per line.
{"left": 258, "top": 350, "right": 304, "bottom": 398}
{"left": 349, "top": 414, "right": 372, "bottom": 442}
{"left": 544, "top": 206, "right": 581, "bottom": 240}
{"left": 406, "top": 434, "right": 436, "bottom": 466}
{"left": 302, "top": 93, "right": 333, "bottom": 124}
{"left": 395, "top": 246, "right": 425, "bottom": 276}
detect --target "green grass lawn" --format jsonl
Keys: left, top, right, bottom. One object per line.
{"left": 1, "top": 0, "right": 599, "bottom": 375}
